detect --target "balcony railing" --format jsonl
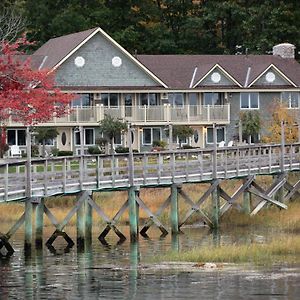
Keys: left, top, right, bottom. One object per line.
{"left": 7, "top": 105, "right": 230, "bottom": 126}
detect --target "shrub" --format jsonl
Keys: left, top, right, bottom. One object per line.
{"left": 152, "top": 140, "right": 167, "bottom": 149}
{"left": 181, "top": 145, "right": 194, "bottom": 149}
{"left": 31, "top": 145, "right": 39, "bottom": 157}
{"left": 51, "top": 148, "right": 59, "bottom": 156}
{"left": 87, "top": 146, "right": 103, "bottom": 155}
{"left": 57, "top": 150, "right": 73, "bottom": 156}
{"left": 115, "top": 147, "right": 138, "bottom": 153}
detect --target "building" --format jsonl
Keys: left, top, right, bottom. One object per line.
{"left": 6, "top": 27, "right": 300, "bottom": 154}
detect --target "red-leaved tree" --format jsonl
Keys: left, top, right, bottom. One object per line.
{"left": 0, "top": 36, "right": 73, "bottom": 157}
{"left": 0, "top": 36, "right": 73, "bottom": 126}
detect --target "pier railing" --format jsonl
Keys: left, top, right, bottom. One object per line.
{"left": 1, "top": 143, "right": 300, "bottom": 202}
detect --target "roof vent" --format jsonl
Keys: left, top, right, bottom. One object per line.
{"left": 273, "top": 43, "right": 295, "bottom": 59}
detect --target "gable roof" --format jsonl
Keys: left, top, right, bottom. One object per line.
{"left": 192, "top": 63, "right": 243, "bottom": 88}
{"left": 34, "top": 28, "right": 98, "bottom": 70}
{"left": 137, "top": 54, "right": 300, "bottom": 89}
{"left": 248, "top": 64, "right": 297, "bottom": 87}
{"left": 31, "top": 27, "right": 300, "bottom": 90}
{"left": 33, "top": 27, "right": 168, "bottom": 88}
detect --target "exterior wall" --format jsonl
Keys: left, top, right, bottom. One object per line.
{"left": 55, "top": 33, "right": 159, "bottom": 87}
{"left": 226, "top": 92, "right": 280, "bottom": 142}
{"left": 57, "top": 127, "right": 73, "bottom": 152}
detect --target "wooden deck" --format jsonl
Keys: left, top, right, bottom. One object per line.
{"left": 1, "top": 143, "right": 300, "bottom": 203}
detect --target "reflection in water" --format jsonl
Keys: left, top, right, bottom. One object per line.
{"left": 0, "top": 228, "right": 299, "bottom": 299}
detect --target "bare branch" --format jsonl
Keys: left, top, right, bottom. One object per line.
{"left": 0, "top": 7, "right": 27, "bottom": 46}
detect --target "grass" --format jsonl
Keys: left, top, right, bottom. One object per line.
{"left": 156, "top": 235, "right": 300, "bottom": 265}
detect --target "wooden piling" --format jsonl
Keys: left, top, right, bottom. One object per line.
{"left": 243, "top": 179, "right": 251, "bottom": 214}
{"left": 211, "top": 185, "right": 220, "bottom": 229}
{"left": 24, "top": 198, "right": 33, "bottom": 252}
{"left": 77, "top": 193, "right": 86, "bottom": 248}
{"left": 35, "top": 198, "right": 44, "bottom": 248}
{"left": 128, "top": 186, "right": 138, "bottom": 242}
{"left": 171, "top": 184, "right": 179, "bottom": 234}
{"left": 85, "top": 192, "right": 93, "bottom": 245}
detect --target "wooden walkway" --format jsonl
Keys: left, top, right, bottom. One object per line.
{"left": 1, "top": 143, "right": 300, "bottom": 202}
{"left": 1, "top": 142, "right": 300, "bottom": 256}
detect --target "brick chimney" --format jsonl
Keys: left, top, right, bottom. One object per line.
{"left": 273, "top": 43, "right": 296, "bottom": 59}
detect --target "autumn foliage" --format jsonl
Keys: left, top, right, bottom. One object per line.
{"left": 262, "top": 101, "right": 298, "bottom": 143}
{"left": 0, "top": 36, "right": 73, "bottom": 126}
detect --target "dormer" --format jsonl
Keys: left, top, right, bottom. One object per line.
{"left": 193, "top": 64, "right": 242, "bottom": 88}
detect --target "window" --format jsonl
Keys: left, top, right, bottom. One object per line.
{"left": 114, "top": 132, "right": 122, "bottom": 145}
{"left": 240, "top": 92, "right": 259, "bottom": 109}
{"left": 75, "top": 128, "right": 95, "bottom": 146}
{"left": 281, "top": 92, "right": 299, "bottom": 108}
{"left": 101, "top": 93, "right": 119, "bottom": 107}
{"left": 173, "top": 135, "right": 188, "bottom": 145}
{"left": 139, "top": 93, "right": 159, "bottom": 106}
{"left": 7, "top": 129, "right": 26, "bottom": 146}
{"left": 142, "top": 128, "right": 161, "bottom": 145}
{"left": 189, "top": 93, "right": 198, "bottom": 106}
{"left": 204, "top": 93, "right": 224, "bottom": 105}
{"left": 71, "top": 94, "right": 92, "bottom": 107}
{"left": 206, "top": 127, "right": 225, "bottom": 144}
{"left": 168, "top": 93, "right": 184, "bottom": 107}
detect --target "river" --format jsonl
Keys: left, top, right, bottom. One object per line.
{"left": 0, "top": 227, "right": 299, "bottom": 299}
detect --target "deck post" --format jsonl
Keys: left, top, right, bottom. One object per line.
{"left": 77, "top": 192, "right": 86, "bottom": 248}
{"left": 128, "top": 186, "right": 139, "bottom": 242}
{"left": 35, "top": 198, "right": 44, "bottom": 248}
{"left": 24, "top": 198, "right": 33, "bottom": 252}
{"left": 243, "top": 178, "right": 251, "bottom": 214}
{"left": 85, "top": 192, "right": 93, "bottom": 245}
{"left": 211, "top": 183, "right": 220, "bottom": 229}
{"left": 171, "top": 184, "right": 179, "bottom": 234}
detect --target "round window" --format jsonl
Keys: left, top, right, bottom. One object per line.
{"left": 265, "top": 71, "right": 276, "bottom": 83}
{"left": 211, "top": 72, "right": 221, "bottom": 83}
{"left": 194, "top": 130, "right": 199, "bottom": 144}
{"left": 61, "top": 132, "right": 67, "bottom": 146}
{"left": 112, "top": 56, "right": 122, "bottom": 67}
{"left": 74, "top": 56, "right": 85, "bottom": 67}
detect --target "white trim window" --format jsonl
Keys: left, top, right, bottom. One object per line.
{"left": 7, "top": 129, "right": 26, "bottom": 146}
{"left": 142, "top": 128, "right": 161, "bottom": 145}
{"left": 206, "top": 127, "right": 226, "bottom": 144}
{"left": 71, "top": 93, "right": 92, "bottom": 107}
{"left": 168, "top": 93, "right": 184, "bottom": 107}
{"left": 240, "top": 92, "right": 259, "bottom": 109}
{"left": 101, "top": 93, "right": 119, "bottom": 107}
{"left": 139, "top": 93, "right": 159, "bottom": 106}
{"left": 75, "top": 128, "right": 95, "bottom": 146}
{"left": 281, "top": 92, "right": 299, "bottom": 109}
{"left": 203, "top": 92, "right": 224, "bottom": 106}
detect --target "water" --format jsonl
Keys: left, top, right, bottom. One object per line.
{"left": 0, "top": 227, "right": 299, "bottom": 299}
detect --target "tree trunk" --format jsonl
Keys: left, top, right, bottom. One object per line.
{"left": 42, "top": 140, "right": 46, "bottom": 157}
{"left": 110, "top": 137, "right": 115, "bottom": 154}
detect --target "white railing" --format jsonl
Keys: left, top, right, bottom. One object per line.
{"left": 6, "top": 105, "right": 230, "bottom": 125}
{"left": 1, "top": 143, "right": 300, "bottom": 202}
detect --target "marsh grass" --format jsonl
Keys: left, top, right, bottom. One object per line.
{"left": 155, "top": 235, "right": 300, "bottom": 265}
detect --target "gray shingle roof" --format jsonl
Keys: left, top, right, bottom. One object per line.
{"left": 30, "top": 27, "right": 300, "bottom": 89}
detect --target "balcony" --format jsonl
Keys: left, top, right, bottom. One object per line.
{"left": 7, "top": 104, "right": 230, "bottom": 126}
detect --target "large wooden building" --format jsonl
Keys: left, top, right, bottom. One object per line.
{"left": 6, "top": 27, "right": 300, "bottom": 154}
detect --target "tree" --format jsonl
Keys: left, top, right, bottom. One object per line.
{"left": 0, "top": 36, "right": 73, "bottom": 126}
{"left": 98, "top": 114, "right": 127, "bottom": 154}
{"left": 240, "top": 111, "right": 261, "bottom": 143}
{"left": 0, "top": 6, "right": 26, "bottom": 45}
{"left": 34, "top": 127, "right": 59, "bottom": 157}
{"left": 173, "top": 125, "right": 194, "bottom": 148}
{"left": 262, "top": 102, "right": 298, "bottom": 143}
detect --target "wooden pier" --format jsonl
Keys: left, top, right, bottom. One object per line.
{"left": 1, "top": 142, "right": 300, "bottom": 256}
